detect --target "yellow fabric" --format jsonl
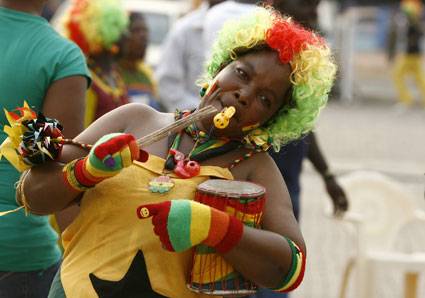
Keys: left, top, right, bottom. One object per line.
{"left": 0, "top": 101, "right": 35, "bottom": 172}
{"left": 190, "top": 203, "right": 212, "bottom": 246}
{"left": 84, "top": 88, "right": 97, "bottom": 128}
{"left": 393, "top": 54, "right": 425, "bottom": 105}
{"left": 0, "top": 138, "right": 30, "bottom": 172}
{"left": 138, "top": 62, "right": 158, "bottom": 97}
{"left": 60, "top": 154, "right": 233, "bottom": 298}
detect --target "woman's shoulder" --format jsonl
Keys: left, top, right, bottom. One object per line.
{"left": 113, "top": 103, "right": 166, "bottom": 120}
{"left": 242, "top": 151, "right": 284, "bottom": 189}
{"left": 119, "top": 103, "right": 174, "bottom": 135}
{"left": 227, "top": 149, "right": 275, "bottom": 181}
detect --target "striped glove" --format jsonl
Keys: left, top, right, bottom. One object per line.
{"left": 63, "top": 133, "right": 147, "bottom": 191}
{"left": 137, "top": 200, "right": 244, "bottom": 253}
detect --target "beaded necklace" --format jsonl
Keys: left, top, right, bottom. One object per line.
{"left": 164, "top": 110, "right": 241, "bottom": 171}
{"left": 148, "top": 110, "right": 266, "bottom": 193}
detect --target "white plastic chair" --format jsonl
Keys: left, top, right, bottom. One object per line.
{"left": 325, "top": 171, "right": 425, "bottom": 298}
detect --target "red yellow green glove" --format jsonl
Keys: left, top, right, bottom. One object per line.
{"left": 63, "top": 133, "right": 147, "bottom": 191}
{"left": 137, "top": 200, "right": 244, "bottom": 253}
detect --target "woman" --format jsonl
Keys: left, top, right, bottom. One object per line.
{"left": 118, "top": 12, "right": 162, "bottom": 110}
{"left": 62, "top": 0, "right": 130, "bottom": 126}
{"left": 21, "top": 7, "right": 336, "bottom": 297}
{"left": 392, "top": 0, "right": 425, "bottom": 107}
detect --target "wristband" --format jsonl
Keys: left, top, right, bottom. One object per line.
{"left": 272, "top": 237, "right": 306, "bottom": 293}
{"left": 63, "top": 158, "right": 92, "bottom": 192}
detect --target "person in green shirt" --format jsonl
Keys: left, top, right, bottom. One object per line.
{"left": 0, "top": 0, "right": 90, "bottom": 297}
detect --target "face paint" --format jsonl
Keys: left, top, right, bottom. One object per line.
{"left": 201, "top": 80, "right": 219, "bottom": 98}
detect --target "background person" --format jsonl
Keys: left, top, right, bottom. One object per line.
{"left": 155, "top": 0, "right": 226, "bottom": 112}
{"left": 392, "top": 0, "right": 425, "bottom": 108}
{"left": 0, "top": 0, "right": 90, "bottom": 297}
{"left": 118, "top": 12, "right": 162, "bottom": 111}
{"left": 61, "top": 0, "right": 130, "bottom": 127}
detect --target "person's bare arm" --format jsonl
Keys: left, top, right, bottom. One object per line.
{"left": 223, "top": 153, "right": 305, "bottom": 288}
{"left": 42, "top": 76, "right": 87, "bottom": 228}
{"left": 22, "top": 103, "right": 153, "bottom": 215}
{"left": 42, "top": 75, "right": 87, "bottom": 138}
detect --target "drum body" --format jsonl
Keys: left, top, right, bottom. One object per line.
{"left": 188, "top": 179, "right": 266, "bottom": 296}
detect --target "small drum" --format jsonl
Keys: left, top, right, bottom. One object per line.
{"left": 187, "top": 179, "right": 266, "bottom": 296}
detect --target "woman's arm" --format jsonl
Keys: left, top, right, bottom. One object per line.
{"left": 22, "top": 103, "right": 152, "bottom": 214}
{"left": 223, "top": 152, "right": 305, "bottom": 289}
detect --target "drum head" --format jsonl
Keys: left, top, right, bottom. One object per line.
{"left": 197, "top": 180, "right": 265, "bottom": 199}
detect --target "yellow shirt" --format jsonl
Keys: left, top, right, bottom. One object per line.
{"left": 60, "top": 155, "right": 233, "bottom": 298}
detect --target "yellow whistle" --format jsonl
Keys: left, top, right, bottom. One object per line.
{"left": 214, "top": 106, "right": 236, "bottom": 129}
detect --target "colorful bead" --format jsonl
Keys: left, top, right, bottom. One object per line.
{"left": 174, "top": 160, "right": 201, "bottom": 179}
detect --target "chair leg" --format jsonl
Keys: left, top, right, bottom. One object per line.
{"left": 356, "top": 259, "right": 375, "bottom": 298}
{"left": 404, "top": 272, "right": 418, "bottom": 298}
{"left": 339, "top": 258, "right": 355, "bottom": 298}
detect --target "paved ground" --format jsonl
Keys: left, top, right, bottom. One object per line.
{"left": 290, "top": 71, "right": 425, "bottom": 298}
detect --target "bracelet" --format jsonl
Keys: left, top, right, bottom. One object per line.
{"left": 272, "top": 237, "right": 306, "bottom": 293}
{"left": 15, "top": 169, "right": 32, "bottom": 215}
{"left": 63, "top": 158, "right": 92, "bottom": 192}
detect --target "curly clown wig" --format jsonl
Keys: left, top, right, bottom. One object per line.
{"left": 204, "top": 7, "right": 337, "bottom": 151}
{"left": 63, "top": 0, "right": 129, "bottom": 55}
{"left": 401, "top": 0, "right": 423, "bottom": 21}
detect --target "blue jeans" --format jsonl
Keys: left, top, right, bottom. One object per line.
{"left": 0, "top": 261, "right": 60, "bottom": 298}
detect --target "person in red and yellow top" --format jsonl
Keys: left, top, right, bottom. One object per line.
{"left": 19, "top": 6, "right": 336, "bottom": 298}
{"left": 61, "top": 0, "right": 130, "bottom": 127}
{"left": 118, "top": 12, "right": 163, "bottom": 111}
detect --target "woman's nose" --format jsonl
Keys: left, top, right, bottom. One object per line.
{"left": 233, "top": 89, "right": 250, "bottom": 107}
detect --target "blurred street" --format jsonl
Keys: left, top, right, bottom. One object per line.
{"left": 291, "top": 51, "right": 425, "bottom": 298}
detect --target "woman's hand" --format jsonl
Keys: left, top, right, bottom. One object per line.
{"left": 63, "top": 133, "right": 147, "bottom": 191}
{"left": 137, "top": 199, "right": 243, "bottom": 253}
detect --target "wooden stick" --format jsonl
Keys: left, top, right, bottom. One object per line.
{"left": 136, "top": 105, "right": 217, "bottom": 147}
{"left": 60, "top": 106, "right": 217, "bottom": 150}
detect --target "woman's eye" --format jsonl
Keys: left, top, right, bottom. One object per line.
{"left": 259, "top": 95, "right": 271, "bottom": 108}
{"left": 235, "top": 67, "right": 248, "bottom": 80}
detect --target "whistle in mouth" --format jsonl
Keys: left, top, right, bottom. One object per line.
{"left": 213, "top": 106, "right": 236, "bottom": 129}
